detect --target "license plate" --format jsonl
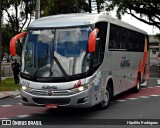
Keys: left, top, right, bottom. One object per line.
{"left": 46, "top": 104, "right": 58, "bottom": 109}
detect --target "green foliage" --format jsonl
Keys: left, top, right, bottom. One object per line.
{"left": 105, "top": 0, "right": 160, "bottom": 30}
{"left": 155, "top": 34, "right": 160, "bottom": 41}
{"left": 2, "top": 0, "right": 35, "bottom": 34}
{"left": 1, "top": 70, "right": 5, "bottom": 77}
{"left": 2, "top": 23, "right": 14, "bottom": 54}
{"left": 41, "top": 0, "right": 89, "bottom": 16}
{"left": 0, "top": 78, "right": 20, "bottom": 91}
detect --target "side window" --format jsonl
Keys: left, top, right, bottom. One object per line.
{"left": 109, "top": 24, "right": 127, "bottom": 51}
{"left": 93, "top": 35, "right": 101, "bottom": 67}
{"left": 109, "top": 24, "right": 116, "bottom": 50}
{"left": 109, "top": 24, "right": 146, "bottom": 52}
{"left": 92, "top": 22, "right": 107, "bottom": 69}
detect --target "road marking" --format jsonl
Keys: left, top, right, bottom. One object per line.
{"left": 139, "top": 96, "right": 149, "bottom": 98}
{"left": 0, "top": 105, "right": 12, "bottom": 107}
{"left": 116, "top": 100, "right": 126, "bottom": 102}
{"left": 157, "top": 80, "right": 160, "bottom": 84}
{"left": 151, "top": 95, "right": 160, "bottom": 97}
{"left": 17, "top": 103, "right": 22, "bottom": 105}
{"left": 17, "top": 114, "right": 30, "bottom": 118}
{"left": 0, "top": 118, "right": 9, "bottom": 119}
{"left": 127, "top": 98, "right": 138, "bottom": 100}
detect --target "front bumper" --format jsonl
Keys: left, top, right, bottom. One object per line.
{"left": 20, "top": 86, "right": 94, "bottom": 108}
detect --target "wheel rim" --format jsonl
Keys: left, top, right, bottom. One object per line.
{"left": 137, "top": 79, "right": 140, "bottom": 90}
{"left": 103, "top": 90, "right": 110, "bottom": 106}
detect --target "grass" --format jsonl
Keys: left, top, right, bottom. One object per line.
{"left": 0, "top": 78, "right": 20, "bottom": 91}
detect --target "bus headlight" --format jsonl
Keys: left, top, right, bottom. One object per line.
{"left": 78, "top": 86, "right": 84, "bottom": 92}
{"left": 71, "top": 82, "right": 93, "bottom": 93}
{"left": 21, "top": 85, "right": 31, "bottom": 91}
{"left": 22, "top": 86, "right": 27, "bottom": 91}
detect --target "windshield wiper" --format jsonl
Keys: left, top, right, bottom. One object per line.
{"left": 54, "top": 56, "right": 70, "bottom": 81}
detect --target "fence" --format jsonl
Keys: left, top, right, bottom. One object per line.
{"left": 1, "top": 63, "right": 13, "bottom": 77}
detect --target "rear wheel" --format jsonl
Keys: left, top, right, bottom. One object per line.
{"left": 133, "top": 75, "right": 141, "bottom": 93}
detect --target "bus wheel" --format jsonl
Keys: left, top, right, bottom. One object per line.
{"left": 98, "top": 86, "right": 112, "bottom": 109}
{"left": 133, "top": 76, "right": 141, "bottom": 93}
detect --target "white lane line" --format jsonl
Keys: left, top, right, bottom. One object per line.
{"left": 150, "top": 95, "right": 160, "bottom": 97}
{"left": 0, "top": 118, "right": 9, "bottom": 119}
{"left": 139, "top": 96, "right": 149, "bottom": 98}
{"left": 157, "top": 80, "right": 160, "bottom": 84}
{"left": 17, "top": 115, "right": 30, "bottom": 118}
{"left": 127, "top": 98, "right": 138, "bottom": 100}
{"left": 0, "top": 105, "right": 12, "bottom": 107}
{"left": 116, "top": 100, "right": 126, "bottom": 102}
{"left": 17, "top": 103, "right": 22, "bottom": 105}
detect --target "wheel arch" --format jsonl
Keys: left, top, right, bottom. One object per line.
{"left": 106, "top": 76, "right": 114, "bottom": 97}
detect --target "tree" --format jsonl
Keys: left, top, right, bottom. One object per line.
{"left": 0, "top": 0, "right": 2, "bottom": 83}
{"left": 2, "top": 0, "right": 35, "bottom": 35}
{"left": 105, "top": 0, "right": 160, "bottom": 30}
{"left": 88, "top": 0, "right": 91, "bottom": 13}
{"left": 96, "top": 0, "right": 105, "bottom": 13}
{"left": 41, "top": 0, "right": 89, "bottom": 16}
{"left": 2, "top": 23, "right": 14, "bottom": 55}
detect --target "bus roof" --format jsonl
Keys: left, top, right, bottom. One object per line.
{"left": 29, "top": 13, "right": 147, "bottom": 34}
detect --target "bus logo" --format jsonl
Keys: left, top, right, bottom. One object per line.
{"left": 47, "top": 90, "right": 53, "bottom": 96}
{"left": 121, "top": 57, "right": 130, "bottom": 68}
{"left": 42, "top": 85, "right": 57, "bottom": 90}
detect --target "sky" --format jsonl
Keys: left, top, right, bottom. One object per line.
{"left": 106, "top": 10, "right": 160, "bottom": 35}
{"left": 4, "top": 2, "right": 160, "bottom": 35}
{"left": 91, "top": 1, "right": 160, "bottom": 35}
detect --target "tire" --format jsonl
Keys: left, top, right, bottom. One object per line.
{"left": 133, "top": 76, "right": 141, "bottom": 93}
{"left": 98, "top": 86, "right": 112, "bottom": 109}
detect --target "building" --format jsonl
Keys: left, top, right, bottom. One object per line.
{"left": 149, "top": 35, "right": 160, "bottom": 53}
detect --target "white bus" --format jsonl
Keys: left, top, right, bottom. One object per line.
{"left": 10, "top": 13, "right": 150, "bottom": 109}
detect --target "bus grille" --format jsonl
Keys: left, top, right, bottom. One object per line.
{"left": 32, "top": 98, "right": 71, "bottom": 105}
{"left": 26, "top": 89, "right": 75, "bottom": 96}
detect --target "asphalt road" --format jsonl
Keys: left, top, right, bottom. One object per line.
{"left": 1, "top": 64, "right": 160, "bottom": 128}
{"left": 1, "top": 79, "right": 160, "bottom": 128}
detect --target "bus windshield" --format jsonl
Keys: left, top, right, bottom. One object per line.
{"left": 21, "top": 27, "right": 92, "bottom": 79}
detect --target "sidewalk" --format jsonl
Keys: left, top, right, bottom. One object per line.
{"left": 0, "top": 90, "right": 20, "bottom": 99}
{"left": 0, "top": 77, "right": 20, "bottom": 99}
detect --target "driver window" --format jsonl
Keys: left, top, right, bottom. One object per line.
{"left": 92, "top": 22, "right": 107, "bottom": 71}
{"left": 93, "top": 36, "right": 101, "bottom": 67}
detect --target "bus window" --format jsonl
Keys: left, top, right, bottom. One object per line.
{"left": 93, "top": 37, "right": 101, "bottom": 67}
{"left": 92, "top": 22, "right": 107, "bottom": 71}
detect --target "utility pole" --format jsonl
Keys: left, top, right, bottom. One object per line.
{"left": 0, "top": 0, "right": 2, "bottom": 83}
{"left": 88, "top": 0, "right": 91, "bottom": 13}
{"left": 75, "top": 0, "right": 79, "bottom": 13}
{"left": 35, "top": 0, "right": 40, "bottom": 19}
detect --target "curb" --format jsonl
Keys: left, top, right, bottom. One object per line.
{"left": 0, "top": 91, "right": 20, "bottom": 100}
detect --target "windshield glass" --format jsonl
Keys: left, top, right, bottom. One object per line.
{"left": 22, "top": 27, "right": 91, "bottom": 79}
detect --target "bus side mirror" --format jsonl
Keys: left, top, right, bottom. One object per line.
{"left": 88, "top": 28, "right": 99, "bottom": 53}
{"left": 10, "top": 32, "right": 26, "bottom": 56}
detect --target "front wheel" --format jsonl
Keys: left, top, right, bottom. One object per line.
{"left": 98, "top": 87, "right": 112, "bottom": 109}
